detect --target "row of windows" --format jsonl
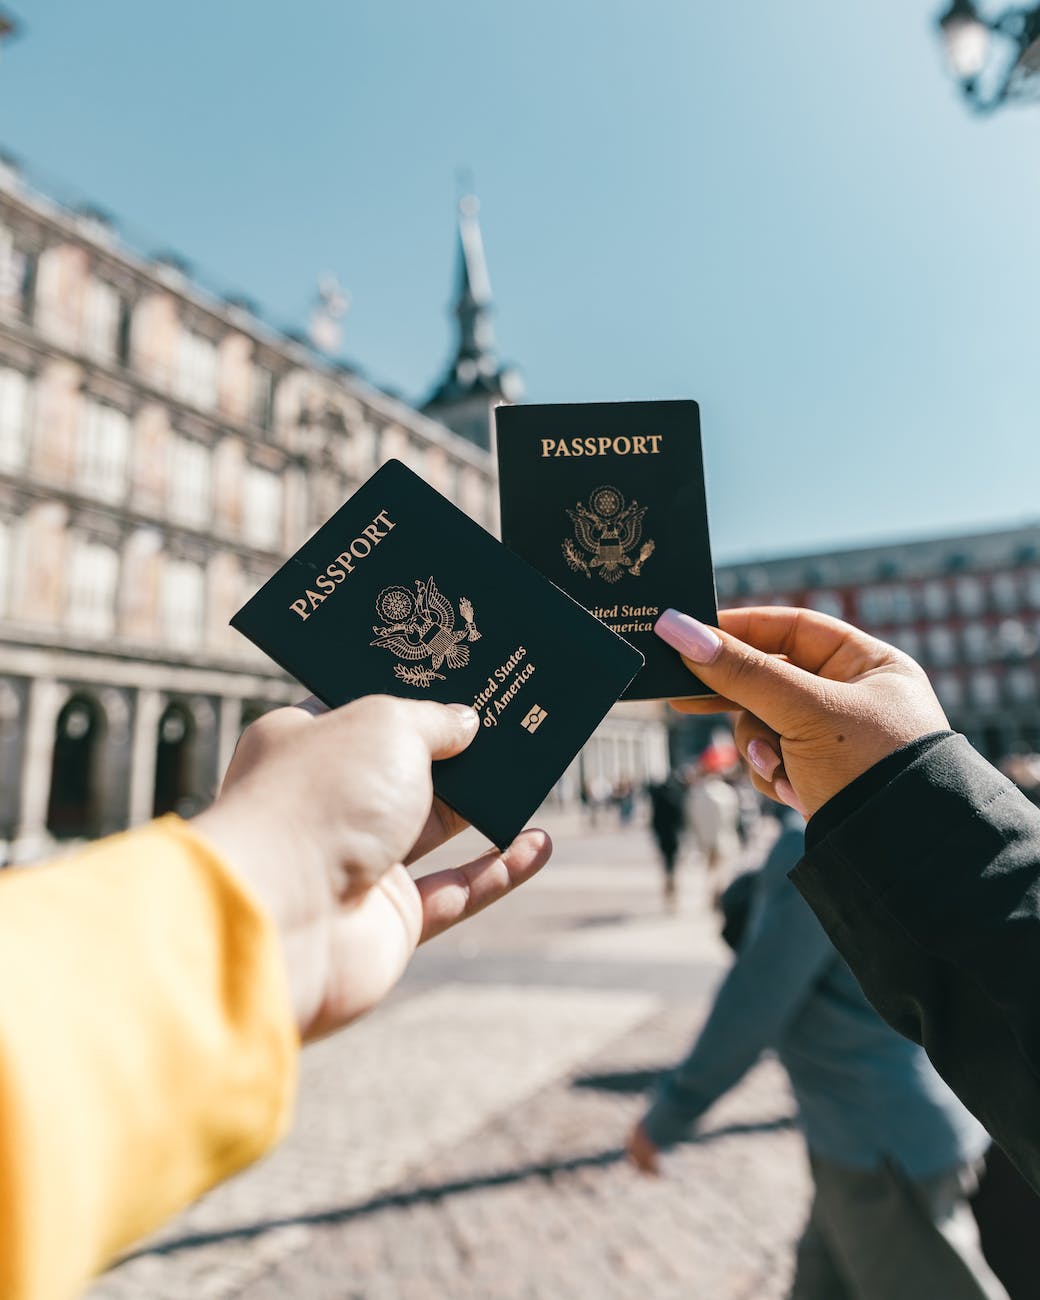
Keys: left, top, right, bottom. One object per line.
{"left": 0, "top": 366, "right": 283, "bottom": 550}
{"left": 933, "top": 667, "right": 1040, "bottom": 711}
{"left": 0, "top": 224, "right": 278, "bottom": 429}
{"left": 887, "top": 618, "right": 1039, "bottom": 667}
{"left": 856, "top": 573, "right": 1040, "bottom": 623}
{"left": 0, "top": 524, "right": 263, "bottom": 653}
{"left": 728, "top": 569, "right": 1040, "bottom": 624}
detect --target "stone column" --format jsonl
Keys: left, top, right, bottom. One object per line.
{"left": 13, "top": 676, "right": 67, "bottom": 861}
{"left": 217, "top": 695, "right": 242, "bottom": 785}
{"left": 127, "top": 687, "right": 162, "bottom": 826}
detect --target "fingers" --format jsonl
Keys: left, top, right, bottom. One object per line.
{"left": 669, "top": 694, "right": 740, "bottom": 715}
{"left": 733, "top": 711, "right": 806, "bottom": 814}
{"left": 404, "top": 797, "right": 469, "bottom": 865}
{"left": 415, "top": 828, "right": 552, "bottom": 944}
{"left": 714, "top": 607, "right": 889, "bottom": 675}
{"left": 654, "top": 609, "right": 854, "bottom": 736}
{"left": 386, "top": 699, "right": 481, "bottom": 760}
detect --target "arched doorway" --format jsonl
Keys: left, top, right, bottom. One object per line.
{"left": 46, "top": 694, "right": 105, "bottom": 839}
{"left": 153, "top": 701, "right": 197, "bottom": 817}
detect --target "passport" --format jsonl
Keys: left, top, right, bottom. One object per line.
{"left": 495, "top": 399, "right": 718, "bottom": 700}
{"left": 230, "top": 459, "right": 643, "bottom": 849}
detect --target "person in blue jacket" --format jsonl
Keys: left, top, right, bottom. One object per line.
{"left": 627, "top": 807, "right": 1007, "bottom": 1299}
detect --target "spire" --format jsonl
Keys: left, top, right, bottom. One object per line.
{"left": 453, "top": 194, "right": 495, "bottom": 366}
{"left": 422, "top": 191, "right": 522, "bottom": 449}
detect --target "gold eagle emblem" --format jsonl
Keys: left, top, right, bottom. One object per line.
{"left": 562, "top": 485, "right": 655, "bottom": 584}
{"left": 371, "top": 577, "right": 481, "bottom": 688}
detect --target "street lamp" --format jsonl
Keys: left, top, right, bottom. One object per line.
{"left": 936, "top": 1, "right": 1040, "bottom": 111}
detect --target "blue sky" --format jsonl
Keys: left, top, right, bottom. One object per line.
{"left": 2, "top": 1, "right": 1038, "bottom": 562}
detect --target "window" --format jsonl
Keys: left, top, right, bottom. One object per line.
{"left": 890, "top": 628, "right": 921, "bottom": 660}
{"left": 1025, "top": 570, "right": 1040, "bottom": 611}
{"left": 78, "top": 400, "right": 129, "bottom": 502}
{"left": 926, "top": 626, "right": 957, "bottom": 666}
{"left": 889, "top": 585, "right": 916, "bottom": 623}
{"left": 961, "top": 623, "right": 990, "bottom": 664}
{"left": 168, "top": 437, "right": 211, "bottom": 529}
{"left": 991, "top": 573, "right": 1020, "bottom": 615}
{"left": 161, "top": 559, "right": 205, "bottom": 649}
{"left": 922, "top": 581, "right": 950, "bottom": 619}
{"left": 997, "top": 618, "right": 1034, "bottom": 661}
{"left": 0, "top": 225, "right": 36, "bottom": 321}
{"left": 933, "top": 673, "right": 963, "bottom": 710}
{"left": 807, "top": 590, "right": 844, "bottom": 619}
{"left": 67, "top": 539, "right": 119, "bottom": 637}
{"left": 175, "top": 329, "right": 218, "bottom": 409}
{"left": 250, "top": 365, "right": 276, "bottom": 432}
{"left": 954, "top": 576, "right": 985, "bottom": 618}
{"left": 0, "top": 366, "right": 30, "bottom": 471}
{"left": 83, "top": 279, "right": 122, "bottom": 362}
{"left": 242, "top": 465, "right": 282, "bottom": 550}
{"left": 858, "top": 587, "right": 894, "bottom": 625}
{"left": 970, "top": 671, "right": 1000, "bottom": 709}
{"left": 1007, "top": 667, "right": 1037, "bottom": 704}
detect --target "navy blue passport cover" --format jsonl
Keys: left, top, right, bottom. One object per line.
{"left": 230, "top": 460, "right": 643, "bottom": 849}
{"left": 495, "top": 399, "right": 719, "bottom": 700}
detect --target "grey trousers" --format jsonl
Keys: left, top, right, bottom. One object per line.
{"left": 789, "top": 1154, "right": 1009, "bottom": 1300}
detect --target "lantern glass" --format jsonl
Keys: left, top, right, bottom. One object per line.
{"left": 942, "top": 15, "right": 991, "bottom": 79}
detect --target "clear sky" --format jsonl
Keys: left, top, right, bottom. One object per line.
{"left": 1, "top": 0, "right": 1038, "bottom": 562}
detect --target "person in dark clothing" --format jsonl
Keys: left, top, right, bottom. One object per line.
{"left": 628, "top": 811, "right": 1004, "bottom": 1300}
{"left": 646, "top": 771, "right": 686, "bottom": 908}
{"left": 652, "top": 604, "right": 1040, "bottom": 1195}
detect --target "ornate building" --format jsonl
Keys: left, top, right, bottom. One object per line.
{"left": 716, "top": 522, "right": 1040, "bottom": 763}
{"left": 0, "top": 164, "right": 667, "bottom": 862}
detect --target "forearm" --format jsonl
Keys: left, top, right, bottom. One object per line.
{"left": 792, "top": 734, "right": 1040, "bottom": 1186}
{"left": 0, "top": 817, "right": 298, "bottom": 1300}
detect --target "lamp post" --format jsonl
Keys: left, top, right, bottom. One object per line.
{"left": 936, "top": 1, "right": 1040, "bottom": 111}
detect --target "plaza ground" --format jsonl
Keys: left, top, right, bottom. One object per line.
{"left": 89, "top": 809, "right": 810, "bottom": 1300}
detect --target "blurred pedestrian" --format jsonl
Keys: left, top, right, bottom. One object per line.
{"left": 687, "top": 748, "right": 740, "bottom": 906}
{"left": 647, "top": 769, "right": 687, "bottom": 909}
{"left": 613, "top": 775, "right": 636, "bottom": 825}
{"left": 627, "top": 809, "right": 1006, "bottom": 1300}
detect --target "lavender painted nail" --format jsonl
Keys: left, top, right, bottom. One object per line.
{"left": 747, "top": 739, "right": 781, "bottom": 780}
{"left": 654, "top": 609, "right": 722, "bottom": 665}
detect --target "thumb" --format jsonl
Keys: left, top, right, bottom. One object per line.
{"left": 655, "top": 609, "right": 829, "bottom": 735}
{"left": 394, "top": 699, "right": 481, "bottom": 760}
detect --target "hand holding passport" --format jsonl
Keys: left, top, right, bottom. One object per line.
{"left": 232, "top": 400, "right": 718, "bottom": 848}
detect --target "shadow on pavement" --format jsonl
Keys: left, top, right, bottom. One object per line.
{"left": 570, "top": 1067, "right": 663, "bottom": 1093}
{"left": 117, "top": 1115, "right": 797, "bottom": 1264}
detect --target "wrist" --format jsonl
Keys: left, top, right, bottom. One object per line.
{"left": 190, "top": 798, "right": 331, "bottom": 1038}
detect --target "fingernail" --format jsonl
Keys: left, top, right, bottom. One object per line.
{"left": 449, "top": 703, "right": 479, "bottom": 728}
{"left": 654, "top": 610, "right": 722, "bottom": 664}
{"left": 774, "top": 778, "right": 808, "bottom": 817}
{"left": 747, "top": 739, "right": 781, "bottom": 780}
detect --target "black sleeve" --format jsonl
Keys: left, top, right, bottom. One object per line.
{"left": 791, "top": 732, "right": 1040, "bottom": 1190}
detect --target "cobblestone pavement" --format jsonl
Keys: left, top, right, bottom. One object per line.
{"left": 89, "top": 812, "right": 809, "bottom": 1300}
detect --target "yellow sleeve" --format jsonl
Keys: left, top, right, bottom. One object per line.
{"left": 0, "top": 815, "right": 299, "bottom": 1300}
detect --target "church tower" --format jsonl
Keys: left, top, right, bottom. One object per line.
{"left": 422, "top": 193, "right": 522, "bottom": 450}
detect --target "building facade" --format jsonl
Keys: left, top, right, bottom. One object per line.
{"left": 716, "top": 523, "right": 1040, "bottom": 763}
{"left": 0, "top": 164, "right": 667, "bottom": 862}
